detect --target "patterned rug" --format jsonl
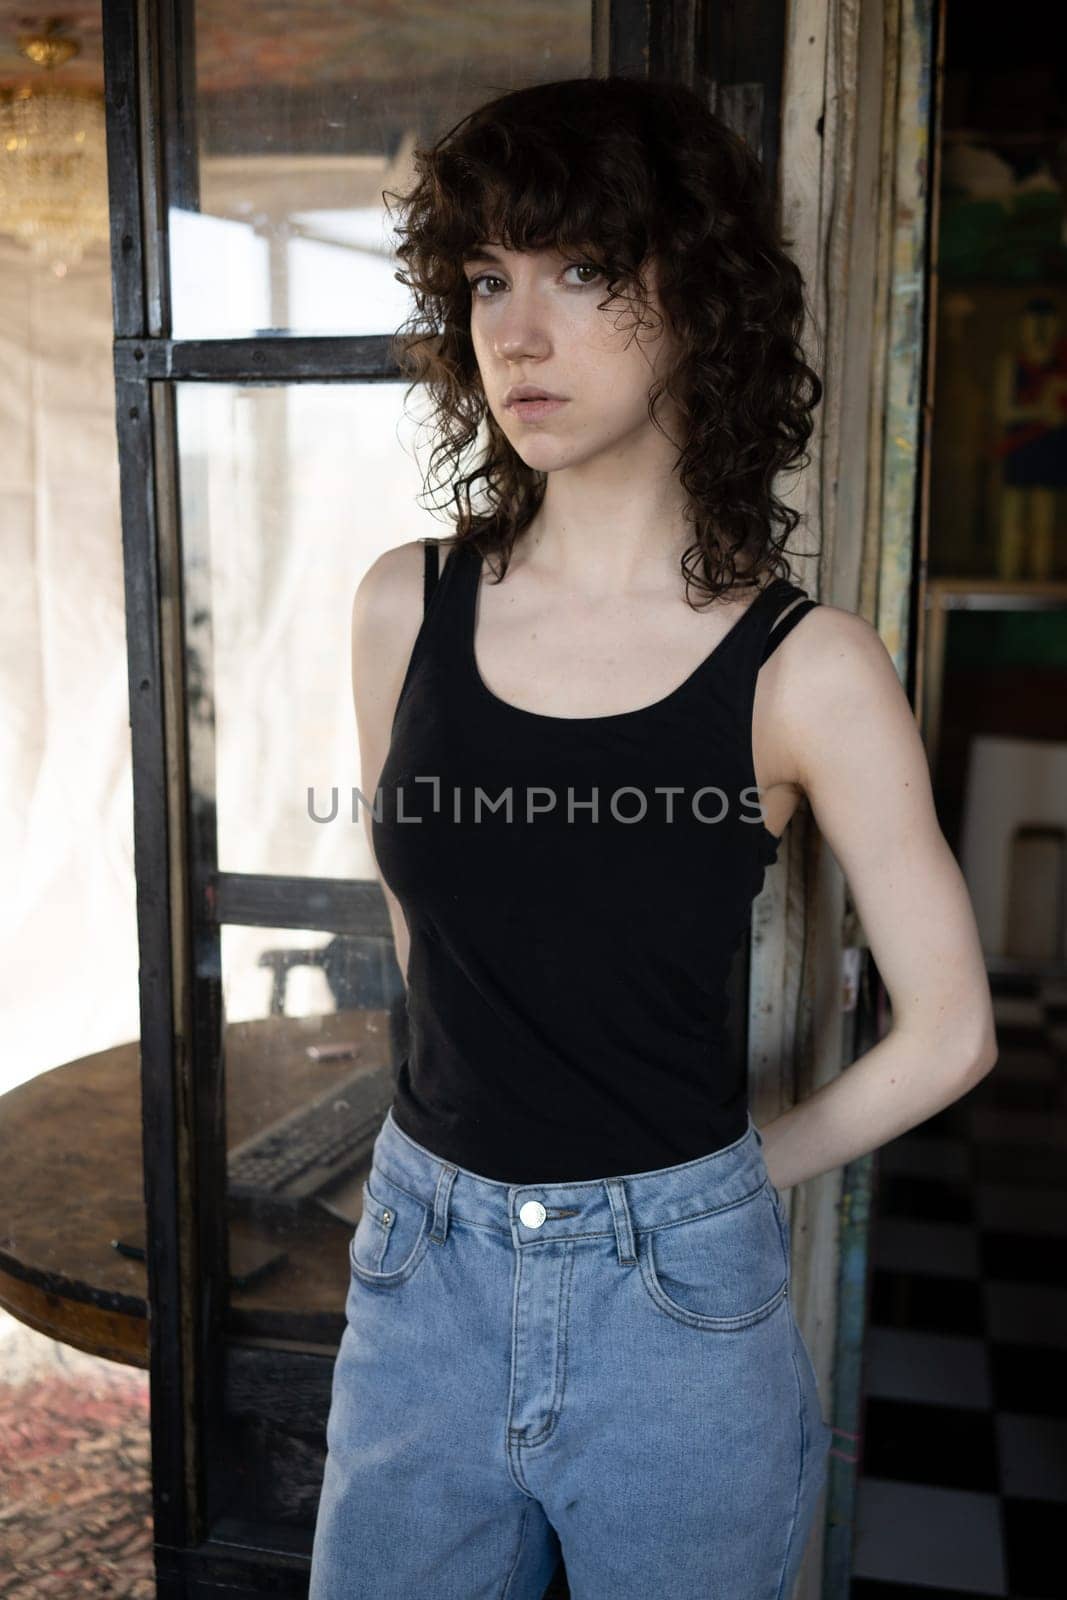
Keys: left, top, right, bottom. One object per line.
{"left": 0, "top": 1311, "right": 154, "bottom": 1598}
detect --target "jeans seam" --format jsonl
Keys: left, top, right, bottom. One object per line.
{"left": 775, "top": 1314, "right": 808, "bottom": 1600}
{"left": 648, "top": 1177, "right": 770, "bottom": 1234}
{"left": 504, "top": 1252, "right": 535, "bottom": 1496}
{"left": 367, "top": 1164, "right": 434, "bottom": 1213}
{"left": 499, "top": 1500, "right": 532, "bottom": 1599}
{"left": 513, "top": 1243, "right": 575, "bottom": 1447}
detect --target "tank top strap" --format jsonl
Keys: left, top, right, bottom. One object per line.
{"left": 421, "top": 537, "right": 440, "bottom": 615}
{"left": 391, "top": 538, "right": 467, "bottom": 718}
{"left": 728, "top": 578, "right": 819, "bottom": 748}
{"left": 759, "top": 585, "right": 820, "bottom": 665}
{"left": 418, "top": 536, "right": 467, "bottom": 627}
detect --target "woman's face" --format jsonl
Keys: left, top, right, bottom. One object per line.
{"left": 462, "top": 243, "right": 681, "bottom": 472}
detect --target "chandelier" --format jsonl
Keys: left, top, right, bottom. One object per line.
{"left": 0, "top": 20, "right": 109, "bottom": 277}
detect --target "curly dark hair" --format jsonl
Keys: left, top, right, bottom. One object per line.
{"left": 385, "top": 74, "right": 822, "bottom": 604}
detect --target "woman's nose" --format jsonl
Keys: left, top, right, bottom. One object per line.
{"left": 492, "top": 296, "right": 551, "bottom": 363}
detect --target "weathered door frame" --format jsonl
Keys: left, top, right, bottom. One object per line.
{"left": 749, "top": 2, "right": 939, "bottom": 1594}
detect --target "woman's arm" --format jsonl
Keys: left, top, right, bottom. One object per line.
{"left": 758, "top": 605, "right": 998, "bottom": 1192}
{"left": 350, "top": 540, "right": 428, "bottom": 990}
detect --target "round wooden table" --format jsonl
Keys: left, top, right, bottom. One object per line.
{"left": 0, "top": 1010, "right": 389, "bottom": 1367}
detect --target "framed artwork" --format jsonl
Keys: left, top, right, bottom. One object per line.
{"left": 931, "top": 118, "right": 1067, "bottom": 577}
{"left": 931, "top": 285, "right": 1067, "bottom": 578}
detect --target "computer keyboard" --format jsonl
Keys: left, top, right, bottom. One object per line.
{"left": 227, "top": 1062, "right": 395, "bottom": 1203}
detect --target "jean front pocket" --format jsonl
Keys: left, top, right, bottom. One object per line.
{"left": 349, "top": 1165, "right": 432, "bottom": 1290}
{"left": 637, "top": 1181, "right": 790, "bottom": 1331}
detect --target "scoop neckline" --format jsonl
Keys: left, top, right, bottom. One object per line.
{"left": 464, "top": 543, "right": 791, "bottom": 728}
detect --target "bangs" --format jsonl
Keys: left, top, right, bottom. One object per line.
{"left": 435, "top": 130, "right": 651, "bottom": 280}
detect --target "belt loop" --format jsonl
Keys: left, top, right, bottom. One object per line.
{"left": 429, "top": 1162, "right": 457, "bottom": 1245}
{"left": 604, "top": 1177, "right": 636, "bottom": 1267}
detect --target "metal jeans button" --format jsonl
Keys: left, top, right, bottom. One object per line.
{"left": 519, "top": 1200, "right": 547, "bottom": 1229}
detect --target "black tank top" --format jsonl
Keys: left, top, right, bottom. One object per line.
{"left": 371, "top": 538, "right": 818, "bottom": 1183}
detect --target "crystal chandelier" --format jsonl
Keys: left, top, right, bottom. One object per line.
{"left": 0, "top": 20, "right": 109, "bottom": 277}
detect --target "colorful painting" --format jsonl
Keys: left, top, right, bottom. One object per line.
{"left": 931, "top": 284, "right": 1067, "bottom": 578}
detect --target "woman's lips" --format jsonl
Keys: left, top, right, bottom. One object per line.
{"left": 506, "top": 397, "right": 569, "bottom": 422}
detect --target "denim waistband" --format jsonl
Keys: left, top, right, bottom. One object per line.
{"left": 369, "top": 1106, "right": 771, "bottom": 1256}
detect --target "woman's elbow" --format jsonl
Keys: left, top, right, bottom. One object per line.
{"left": 895, "top": 998, "right": 999, "bottom": 1087}
{"left": 945, "top": 1007, "right": 999, "bottom": 1086}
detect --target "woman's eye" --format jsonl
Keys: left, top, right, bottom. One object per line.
{"left": 468, "top": 273, "right": 505, "bottom": 298}
{"left": 563, "top": 263, "right": 605, "bottom": 287}
{"left": 467, "top": 263, "right": 605, "bottom": 298}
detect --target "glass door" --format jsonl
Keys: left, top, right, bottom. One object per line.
{"left": 102, "top": 1, "right": 707, "bottom": 1589}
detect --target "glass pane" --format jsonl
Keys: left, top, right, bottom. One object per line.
{"left": 172, "top": 3, "right": 594, "bottom": 337}
{"left": 221, "top": 922, "right": 402, "bottom": 1344}
{"left": 212, "top": 922, "right": 401, "bottom": 1538}
{"left": 175, "top": 379, "right": 441, "bottom": 879}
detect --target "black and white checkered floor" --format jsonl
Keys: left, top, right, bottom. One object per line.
{"left": 849, "top": 974, "right": 1067, "bottom": 1599}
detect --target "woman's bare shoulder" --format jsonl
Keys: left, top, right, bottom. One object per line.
{"left": 352, "top": 536, "right": 455, "bottom": 632}
{"left": 782, "top": 600, "right": 897, "bottom": 686}
{"left": 772, "top": 599, "right": 920, "bottom": 800}
{"left": 349, "top": 540, "right": 426, "bottom": 697}
{"left": 355, "top": 537, "right": 424, "bottom": 616}
{"left": 350, "top": 537, "right": 463, "bottom": 708}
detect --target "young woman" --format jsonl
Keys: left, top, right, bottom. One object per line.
{"left": 310, "top": 76, "right": 997, "bottom": 1600}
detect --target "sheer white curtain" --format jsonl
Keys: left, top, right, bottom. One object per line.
{"left": 0, "top": 235, "right": 138, "bottom": 1095}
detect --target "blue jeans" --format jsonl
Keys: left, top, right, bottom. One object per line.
{"left": 309, "top": 1107, "right": 832, "bottom": 1599}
